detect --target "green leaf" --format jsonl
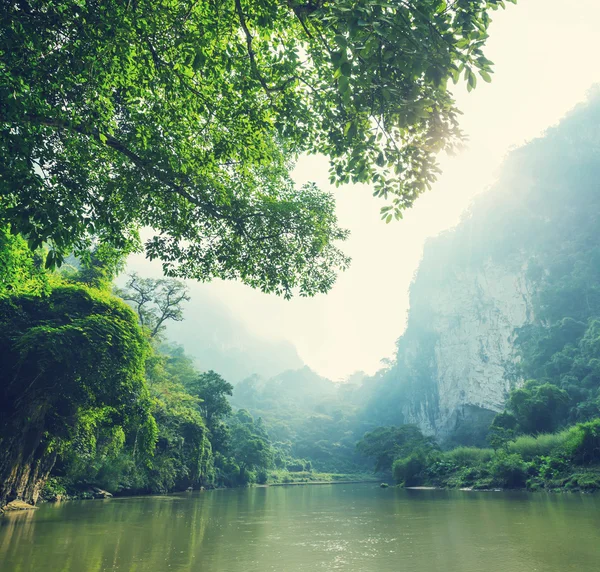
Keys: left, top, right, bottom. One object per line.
{"left": 334, "top": 35, "right": 348, "bottom": 48}
{"left": 479, "top": 70, "right": 492, "bottom": 83}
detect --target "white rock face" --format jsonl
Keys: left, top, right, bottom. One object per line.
{"left": 398, "top": 258, "right": 534, "bottom": 440}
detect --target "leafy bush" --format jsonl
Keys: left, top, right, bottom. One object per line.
{"left": 566, "top": 469, "right": 600, "bottom": 491}
{"left": 286, "top": 459, "right": 312, "bottom": 472}
{"left": 441, "top": 447, "right": 494, "bottom": 466}
{"left": 507, "top": 430, "right": 571, "bottom": 460}
{"left": 489, "top": 453, "right": 528, "bottom": 488}
{"left": 535, "top": 455, "right": 570, "bottom": 480}
{"left": 563, "top": 419, "right": 600, "bottom": 464}
{"left": 42, "top": 477, "right": 68, "bottom": 501}
{"left": 393, "top": 453, "right": 427, "bottom": 487}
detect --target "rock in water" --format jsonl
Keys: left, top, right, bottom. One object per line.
{"left": 3, "top": 500, "right": 38, "bottom": 511}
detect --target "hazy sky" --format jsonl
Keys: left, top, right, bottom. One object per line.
{"left": 129, "top": 0, "right": 600, "bottom": 381}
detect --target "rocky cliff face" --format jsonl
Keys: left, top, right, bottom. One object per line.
{"left": 396, "top": 256, "right": 534, "bottom": 442}
{"left": 369, "top": 92, "right": 600, "bottom": 444}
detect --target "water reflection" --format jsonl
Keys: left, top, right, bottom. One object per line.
{"left": 1, "top": 485, "right": 600, "bottom": 572}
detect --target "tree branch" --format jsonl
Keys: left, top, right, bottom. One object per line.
{"left": 22, "top": 114, "right": 225, "bottom": 220}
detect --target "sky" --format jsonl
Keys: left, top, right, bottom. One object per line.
{"left": 129, "top": 0, "right": 600, "bottom": 381}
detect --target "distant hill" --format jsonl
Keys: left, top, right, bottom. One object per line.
{"left": 165, "top": 287, "right": 303, "bottom": 382}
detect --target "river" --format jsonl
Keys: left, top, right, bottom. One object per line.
{"left": 1, "top": 484, "right": 600, "bottom": 571}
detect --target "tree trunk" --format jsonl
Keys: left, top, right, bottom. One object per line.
{"left": 0, "top": 424, "right": 58, "bottom": 509}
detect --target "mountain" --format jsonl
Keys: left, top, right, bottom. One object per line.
{"left": 364, "top": 91, "right": 600, "bottom": 444}
{"left": 165, "top": 288, "right": 303, "bottom": 382}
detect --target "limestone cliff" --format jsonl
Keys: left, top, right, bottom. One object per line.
{"left": 393, "top": 254, "right": 534, "bottom": 442}
{"left": 367, "top": 92, "right": 600, "bottom": 444}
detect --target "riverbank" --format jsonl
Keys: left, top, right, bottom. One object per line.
{"left": 266, "top": 470, "right": 377, "bottom": 486}
{"left": 1, "top": 471, "right": 378, "bottom": 514}
{"left": 268, "top": 479, "right": 380, "bottom": 486}
{"left": 422, "top": 465, "right": 600, "bottom": 493}
{"left": 393, "top": 448, "right": 600, "bottom": 494}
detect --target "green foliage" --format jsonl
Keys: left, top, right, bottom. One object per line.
{"left": 144, "top": 349, "right": 214, "bottom": 492}
{"left": 205, "top": 409, "right": 275, "bottom": 487}
{"left": 392, "top": 452, "right": 427, "bottom": 487}
{"left": 65, "top": 243, "right": 135, "bottom": 291}
{"left": 440, "top": 446, "right": 494, "bottom": 466}
{"left": 488, "top": 452, "right": 528, "bottom": 488}
{"left": 507, "top": 381, "right": 570, "bottom": 434}
{"left": 186, "top": 371, "right": 234, "bottom": 430}
{"left": 402, "top": 419, "right": 600, "bottom": 492}
{"left": 42, "top": 477, "right": 68, "bottom": 501}
{"left": 506, "top": 430, "right": 571, "bottom": 460}
{"left": 356, "top": 425, "right": 435, "bottom": 473}
{"left": 564, "top": 469, "right": 600, "bottom": 492}
{"left": 0, "top": 0, "right": 511, "bottom": 297}
{"left": 564, "top": 419, "right": 600, "bottom": 465}
{"left": 488, "top": 411, "right": 518, "bottom": 450}
{"left": 286, "top": 459, "right": 312, "bottom": 472}
{"left": 0, "top": 228, "right": 53, "bottom": 296}
{"left": 227, "top": 410, "right": 273, "bottom": 485}
{"left": 0, "top": 232, "right": 288, "bottom": 499}
{"left": 0, "top": 279, "right": 154, "bottom": 504}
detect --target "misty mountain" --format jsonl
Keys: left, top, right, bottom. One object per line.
{"left": 165, "top": 288, "right": 303, "bottom": 382}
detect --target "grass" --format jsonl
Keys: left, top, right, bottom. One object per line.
{"left": 507, "top": 429, "right": 572, "bottom": 460}
{"left": 440, "top": 446, "right": 494, "bottom": 466}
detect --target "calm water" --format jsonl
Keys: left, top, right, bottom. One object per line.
{"left": 1, "top": 484, "right": 600, "bottom": 571}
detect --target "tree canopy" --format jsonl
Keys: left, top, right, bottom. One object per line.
{"left": 1, "top": 0, "right": 512, "bottom": 297}
{"left": 186, "top": 370, "right": 234, "bottom": 429}
{"left": 356, "top": 424, "right": 434, "bottom": 472}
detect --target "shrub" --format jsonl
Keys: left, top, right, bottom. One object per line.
{"left": 535, "top": 455, "right": 570, "bottom": 480}
{"left": 42, "top": 477, "right": 68, "bottom": 501}
{"left": 507, "top": 430, "right": 571, "bottom": 460}
{"left": 393, "top": 453, "right": 426, "bottom": 487}
{"left": 286, "top": 459, "right": 312, "bottom": 472}
{"left": 567, "top": 470, "right": 600, "bottom": 491}
{"left": 441, "top": 447, "right": 494, "bottom": 466}
{"left": 489, "top": 453, "right": 527, "bottom": 488}
{"left": 564, "top": 419, "right": 600, "bottom": 464}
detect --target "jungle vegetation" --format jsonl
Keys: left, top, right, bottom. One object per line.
{"left": 1, "top": 0, "right": 514, "bottom": 506}
{"left": 0, "top": 234, "right": 284, "bottom": 506}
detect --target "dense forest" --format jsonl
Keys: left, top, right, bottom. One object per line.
{"left": 0, "top": 236, "right": 290, "bottom": 507}
{"left": 0, "top": 233, "right": 376, "bottom": 508}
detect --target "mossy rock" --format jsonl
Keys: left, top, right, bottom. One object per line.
{"left": 3, "top": 500, "right": 38, "bottom": 511}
